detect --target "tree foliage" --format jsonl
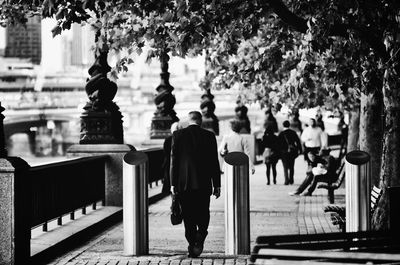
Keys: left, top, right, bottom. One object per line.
{"left": 2, "top": 0, "right": 400, "bottom": 229}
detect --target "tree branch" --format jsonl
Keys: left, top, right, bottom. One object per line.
{"left": 263, "top": 0, "right": 389, "bottom": 60}
{"left": 265, "top": 0, "right": 308, "bottom": 33}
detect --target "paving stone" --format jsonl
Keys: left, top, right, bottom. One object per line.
{"left": 85, "top": 261, "right": 98, "bottom": 265}
{"left": 169, "top": 260, "right": 181, "bottom": 265}
{"left": 180, "top": 260, "right": 191, "bottom": 265}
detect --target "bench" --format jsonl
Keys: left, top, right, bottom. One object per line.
{"left": 324, "top": 185, "right": 382, "bottom": 232}
{"left": 251, "top": 231, "right": 400, "bottom": 263}
{"left": 317, "top": 161, "right": 345, "bottom": 204}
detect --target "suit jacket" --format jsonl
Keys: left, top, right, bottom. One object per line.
{"left": 161, "top": 136, "right": 172, "bottom": 193}
{"left": 170, "top": 124, "right": 221, "bottom": 194}
{"left": 278, "top": 128, "right": 302, "bottom": 154}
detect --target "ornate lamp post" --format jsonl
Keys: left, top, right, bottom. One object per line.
{"left": 150, "top": 52, "right": 179, "bottom": 139}
{"left": 234, "top": 101, "right": 251, "bottom": 134}
{"left": 200, "top": 49, "right": 219, "bottom": 135}
{"left": 200, "top": 89, "right": 219, "bottom": 135}
{"left": 79, "top": 51, "right": 124, "bottom": 144}
{"left": 0, "top": 102, "right": 8, "bottom": 157}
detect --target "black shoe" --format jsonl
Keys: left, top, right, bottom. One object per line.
{"left": 192, "top": 244, "right": 203, "bottom": 257}
{"left": 273, "top": 179, "right": 276, "bottom": 184}
{"left": 267, "top": 181, "right": 270, "bottom": 185}
{"left": 188, "top": 245, "right": 193, "bottom": 257}
{"left": 193, "top": 232, "right": 205, "bottom": 257}
{"left": 188, "top": 245, "right": 199, "bottom": 258}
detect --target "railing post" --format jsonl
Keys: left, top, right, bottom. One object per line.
{"left": 345, "top": 150, "right": 371, "bottom": 232}
{"left": 224, "top": 152, "right": 250, "bottom": 255}
{"left": 0, "top": 157, "right": 30, "bottom": 264}
{"left": 123, "top": 151, "right": 149, "bottom": 256}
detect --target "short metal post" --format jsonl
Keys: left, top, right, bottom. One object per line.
{"left": 224, "top": 152, "right": 250, "bottom": 255}
{"left": 345, "top": 150, "right": 371, "bottom": 232}
{"left": 389, "top": 186, "right": 400, "bottom": 234}
{"left": 123, "top": 151, "right": 149, "bottom": 256}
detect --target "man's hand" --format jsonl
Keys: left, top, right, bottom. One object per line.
{"left": 251, "top": 168, "right": 255, "bottom": 175}
{"left": 170, "top": 186, "right": 177, "bottom": 195}
{"left": 213, "top": 187, "right": 221, "bottom": 199}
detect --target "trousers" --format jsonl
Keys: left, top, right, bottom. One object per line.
{"left": 296, "top": 171, "right": 332, "bottom": 195}
{"left": 281, "top": 153, "right": 296, "bottom": 184}
{"left": 179, "top": 190, "right": 211, "bottom": 245}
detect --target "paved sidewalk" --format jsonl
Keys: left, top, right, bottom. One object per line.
{"left": 45, "top": 157, "right": 343, "bottom": 265}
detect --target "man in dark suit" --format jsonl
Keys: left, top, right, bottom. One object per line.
{"left": 170, "top": 111, "right": 221, "bottom": 258}
{"left": 278, "top": 120, "right": 302, "bottom": 185}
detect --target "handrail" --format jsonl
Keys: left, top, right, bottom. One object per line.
{"left": 29, "top": 149, "right": 165, "bottom": 231}
{"left": 141, "top": 148, "right": 164, "bottom": 185}
{"left": 29, "top": 155, "right": 108, "bottom": 229}
{"left": 29, "top": 156, "right": 108, "bottom": 170}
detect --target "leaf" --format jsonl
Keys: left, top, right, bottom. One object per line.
{"left": 51, "top": 25, "right": 62, "bottom": 37}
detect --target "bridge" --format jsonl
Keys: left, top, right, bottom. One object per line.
{"left": 0, "top": 83, "right": 247, "bottom": 156}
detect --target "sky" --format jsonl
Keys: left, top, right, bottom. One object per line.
{"left": 1, "top": 19, "right": 205, "bottom": 83}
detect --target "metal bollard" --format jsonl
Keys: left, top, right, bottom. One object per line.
{"left": 345, "top": 150, "right": 371, "bottom": 232}
{"left": 224, "top": 152, "right": 250, "bottom": 255}
{"left": 123, "top": 150, "right": 149, "bottom": 255}
{"left": 389, "top": 186, "right": 400, "bottom": 234}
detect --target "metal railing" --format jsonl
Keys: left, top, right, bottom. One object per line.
{"left": 143, "top": 148, "right": 164, "bottom": 187}
{"left": 29, "top": 148, "right": 166, "bottom": 232}
{"left": 141, "top": 147, "right": 169, "bottom": 204}
{"left": 29, "top": 156, "right": 108, "bottom": 231}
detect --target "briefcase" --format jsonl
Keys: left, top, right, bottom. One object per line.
{"left": 170, "top": 194, "right": 183, "bottom": 225}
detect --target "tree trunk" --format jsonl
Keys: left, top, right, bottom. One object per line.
{"left": 372, "top": 68, "right": 400, "bottom": 230}
{"left": 347, "top": 108, "right": 360, "bottom": 152}
{"left": 359, "top": 90, "right": 383, "bottom": 187}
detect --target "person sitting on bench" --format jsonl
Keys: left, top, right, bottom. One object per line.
{"left": 289, "top": 148, "right": 337, "bottom": 196}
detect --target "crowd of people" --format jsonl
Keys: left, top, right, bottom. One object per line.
{"left": 261, "top": 109, "right": 340, "bottom": 196}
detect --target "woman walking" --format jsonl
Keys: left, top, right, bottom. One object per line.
{"left": 262, "top": 126, "right": 280, "bottom": 185}
{"left": 219, "top": 119, "right": 255, "bottom": 174}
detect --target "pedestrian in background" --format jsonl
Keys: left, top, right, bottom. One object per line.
{"left": 264, "top": 108, "right": 278, "bottom": 133}
{"left": 315, "top": 112, "right": 328, "bottom": 149}
{"left": 278, "top": 120, "right": 302, "bottom": 185}
{"left": 162, "top": 122, "right": 180, "bottom": 194}
{"left": 315, "top": 111, "right": 325, "bottom": 131}
{"left": 170, "top": 111, "right": 221, "bottom": 258}
{"left": 219, "top": 119, "right": 255, "bottom": 174}
{"left": 289, "top": 148, "right": 336, "bottom": 196}
{"left": 289, "top": 109, "right": 302, "bottom": 137}
{"left": 301, "top": 118, "right": 323, "bottom": 164}
{"left": 262, "top": 126, "right": 280, "bottom": 185}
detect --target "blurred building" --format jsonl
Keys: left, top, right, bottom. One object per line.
{"left": 4, "top": 16, "right": 42, "bottom": 65}
{"left": 70, "top": 23, "right": 95, "bottom": 67}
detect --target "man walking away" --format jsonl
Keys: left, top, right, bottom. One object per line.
{"left": 278, "top": 120, "right": 302, "bottom": 185}
{"left": 170, "top": 111, "right": 221, "bottom": 258}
